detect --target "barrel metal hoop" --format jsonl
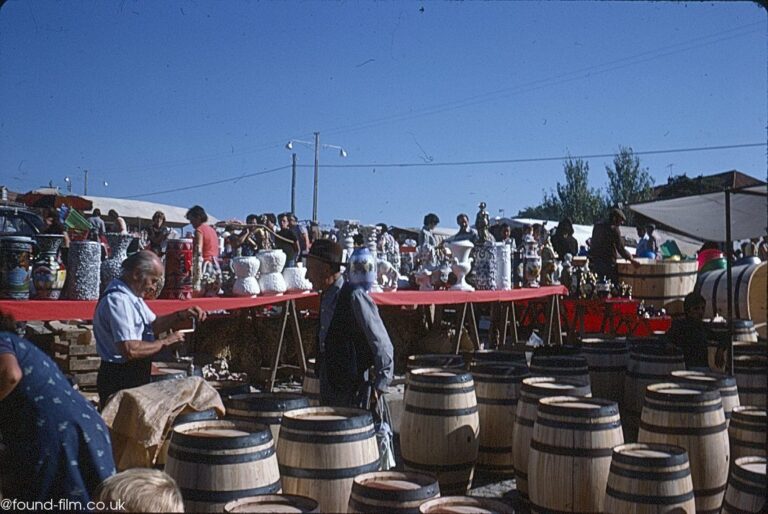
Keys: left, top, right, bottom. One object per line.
{"left": 639, "top": 420, "right": 727, "bottom": 435}
{"left": 641, "top": 400, "right": 724, "bottom": 413}
{"left": 587, "top": 365, "right": 627, "bottom": 372}
{"left": 479, "top": 445, "right": 514, "bottom": 453}
{"left": 171, "top": 427, "right": 272, "bottom": 449}
{"left": 402, "top": 457, "right": 475, "bottom": 472}
{"left": 477, "top": 397, "right": 519, "bottom": 406}
{"left": 281, "top": 412, "right": 372, "bottom": 432}
{"left": 404, "top": 404, "right": 478, "bottom": 417}
{"left": 731, "top": 466, "right": 768, "bottom": 488}
{"left": 473, "top": 374, "right": 530, "bottom": 384}
{"left": 611, "top": 447, "right": 689, "bottom": 467}
{"left": 516, "top": 417, "right": 535, "bottom": 427}
{"left": 608, "top": 464, "right": 691, "bottom": 481}
{"left": 618, "top": 270, "right": 697, "bottom": 279}
{"left": 734, "top": 264, "right": 752, "bottom": 319}
{"left": 179, "top": 480, "right": 281, "bottom": 502}
{"left": 167, "top": 445, "right": 275, "bottom": 465}
{"left": 348, "top": 499, "right": 422, "bottom": 514}
{"left": 279, "top": 459, "right": 380, "bottom": 479}
{"left": 513, "top": 467, "right": 527, "bottom": 479}
{"left": 530, "top": 440, "right": 614, "bottom": 458}
{"left": 226, "top": 414, "right": 283, "bottom": 425}
{"left": 409, "top": 373, "right": 473, "bottom": 385}
{"left": 351, "top": 482, "right": 439, "bottom": 502}
{"left": 693, "top": 483, "right": 728, "bottom": 496}
{"left": 407, "top": 384, "right": 475, "bottom": 395}
{"left": 605, "top": 485, "right": 694, "bottom": 505}
{"left": 538, "top": 399, "right": 618, "bottom": 418}
{"left": 535, "top": 417, "right": 622, "bottom": 431}
{"left": 730, "top": 438, "right": 768, "bottom": 450}
{"left": 280, "top": 427, "right": 375, "bottom": 444}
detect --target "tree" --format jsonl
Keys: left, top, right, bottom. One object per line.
{"left": 517, "top": 192, "right": 561, "bottom": 220}
{"left": 605, "top": 146, "right": 654, "bottom": 224}
{"left": 554, "top": 157, "right": 606, "bottom": 224}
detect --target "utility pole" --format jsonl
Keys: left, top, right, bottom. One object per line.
{"left": 291, "top": 153, "right": 297, "bottom": 215}
{"left": 313, "top": 132, "right": 320, "bottom": 222}
{"left": 83, "top": 169, "right": 89, "bottom": 195}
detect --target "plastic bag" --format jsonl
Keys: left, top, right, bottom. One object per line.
{"left": 373, "top": 393, "right": 396, "bottom": 470}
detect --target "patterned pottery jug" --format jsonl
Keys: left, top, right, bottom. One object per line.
{"left": 348, "top": 246, "right": 376, "bottom": 291}
{"left": 101, "top": 233, "right": 133, "bottom": 292}
{"left": 31, "top": 234, "right": 66, "bottom": 299}
{"left": 160, "top": 239, "right": 193, "bottom": 300}
{"left": 64, "top": 240, "right": 101, "bottom": 300}
{"left": 0, "top": 236, "right": 34, "bottom": 300}
{"left": 231, "top": 256, "right": 260, "bottom": 297}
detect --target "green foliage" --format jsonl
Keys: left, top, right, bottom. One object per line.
{"left": 517, "top": 192, "right": 561, "bottom": 220}
{"left": 605, "top": 146, "right": 654, "bottom": 225}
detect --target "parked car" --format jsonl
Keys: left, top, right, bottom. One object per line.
{"left": 0, "top": 204, "right": 45, "bottom": 237}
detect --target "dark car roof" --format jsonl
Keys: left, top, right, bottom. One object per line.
{"left": 0, "top": 204, "right": 45, "bottom": 236}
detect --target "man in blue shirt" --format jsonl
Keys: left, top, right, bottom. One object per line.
{"left": 94, "top": 250, "right": 206, "bottom": 407}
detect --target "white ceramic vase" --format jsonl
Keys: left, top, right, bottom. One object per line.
{"left": 494, "top": 242, "right": 512, "bottom": 290}
{"left": 257, "top": 250, "right": 287, "bottom": 295}
{"left": 447, "top": 240, "right": 475, "bottom": 291}
{"left": 283, "top": 263, "right": 313, "bottom": 293}
{"left": 231, "top": 256, "right": 260, "bottom": 297}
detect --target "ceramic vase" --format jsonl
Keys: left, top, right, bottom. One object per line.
{"left": 31, "top": 234, "right": 66, "bottom": 299}
{"left": 471, "top": 242, "right": 497, "bottom": 291}
{"left": 0, "top": 236, "right": 34, "bottom": 300}
{"left": 523, "top": 254, "right": 542, "bottom": 288}
{"left": 494, "top": 242, "right": 512, "bottom": 291}
{"left": 283, "top": 263, "right": 313, "bottom": 293}
{"left": 348, "top": 246, "right": 377, "bottom": 291}
{"left": 160, "top": 239, "right": 193, "bottom": 300}
{"left": 257, "top": 249, "right": 287, "bottom": 295}
{"left": 65, "top": 240, "right": 101, "bottom": 300}
{"left": 231, "top": 256, "right": 260, "bottom": 297}
{"left": 101, "top": 233, "right": 133, "bottom": 292}
{"left": 447, "top": 240, "right": 475, "bottom": 292}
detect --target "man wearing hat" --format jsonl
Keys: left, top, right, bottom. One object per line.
{"left": 306, "top": 239, "right": 394, "bottom": 409}
{"left": 589, "top": 207, "right": 640, "bottom": 284}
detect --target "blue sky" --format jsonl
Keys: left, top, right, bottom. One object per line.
{"left": 1, "top": 1, "right": 765, "bottom": 228}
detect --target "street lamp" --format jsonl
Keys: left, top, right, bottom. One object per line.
{"left": 64, "top": 176, "right": 72, "bottom": 193}
{"left": 286, "top": 132, "right": 347, "bottom": 222}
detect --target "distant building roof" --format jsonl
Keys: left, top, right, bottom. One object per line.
{"left": 653, "top": 170, "right": 765, "bottom": 199}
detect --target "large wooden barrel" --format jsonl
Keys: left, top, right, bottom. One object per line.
{"left": 165, "top": 419, "right": 281, "bottom": 513}
{"left": 277, "top": 406, "right": 379, "bottom": 513}
{"left": 407, "top": 354, "right": 465, "bottom": 370}
{"left": 722, "top": 456, "right": 766, "bottom": 514}
{"left": 604, "top": 443, "right": 696, "bottom": 514}
{"left": 511, "top": 376, "right": 592, "bottom": 500}
{"left": 579, "top": 338, "right": 629, "bottom": 405}
{"left": 529, "top": 354, "right": 591, "bottom": 386}
{"left": 224, "top": 393, "right": 310, "bottom": 443}
{"left": 733, "top": 319, "right": 760, "bottom": 342}
{"left": 623, "top": 345, "right": 685, "bottom": 441}
{"left": 419, "top": 497, "right": 515, "bottom": 513}
{"left": 618, "top": 258, "right": 698, "bottom": 310}
{"left": 471, "top": 362, "right": 530, "bottom": 475}
{"left": 301, "top": 358, "right": 320, "bottom": 406}
{"left": 729, "top": 406, "right": 767, "bottom": 460}
{"left": 529, "top": 396, "right": 624, "bottom": 513}
{"left": 696, "top": 262, "right": 767, "bottom": 338}
{"left": 400, "top": 368, "right": 479, "bottom": 495}
{"left": 469, "top": 349, "right": 527, "bottom": 366}
{"left": 671, "top": 370, "right": 740, "bottom": 422}
{"left": 224, "top": 494, "right": 319, "bottom": 513}
{"left": 209, "top": 380, "right": 252, "bottom": 397}
{"left": 734, "top": 355, "right": 768, "bottom": 408}
{"left": 348, "top": 471, "right": 440, "bottom": 513}
{"left": 638, "top": 382, "right": 729, "bottom": 513}
{"left": 157, "top": 408, "right": 219, "bottom": 466}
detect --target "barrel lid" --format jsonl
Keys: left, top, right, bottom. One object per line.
{"left": 224, "top": 494, "right": 318, "bottom": 513}
{"left": 612, "top": 443, "right": 689, "bottom": 467}
{"left": 471, "top": 350, "right": 527, "bottom": 363}
{"left": 407, "top": 354, "right": 465, "bottom": 369}
{"left": 470, "top": 362, "right": 530, "bottom": 377}
{"left": 521, "top": 376, "right": 591, "bottom": 397}
{"left": 537, "top": 396, "right": 618, "bottom": 418}
{"left": 734, "top": 457, "right": 767, "bottom": 477}
{"left": 731, "top": 406, "right": 767, "bottom": 420}
{"left": 224, "top": 392, "right": 310, "bottom": 412}
{"left": 645, "top": 382, "right": 721, "bottom": 403}
{"left": 281, "top": 406, "right": 373, "bottom": 431}
{"left": 670, "top": 370, "right": 736, "bottom": 388}
{"left": 407, "top": 367, "right": 473, "bottom": 384}
{"left": 579, "top": 339, "right": 629, "bottom": 351}
{"left": 171, "top": 419, "right": 272, "bottom": 449}
{"left": 630, "top": 344, "right": 684, "bottom": 359}
{"left": 530, "top": 355, "right": 588, "bottom": 368}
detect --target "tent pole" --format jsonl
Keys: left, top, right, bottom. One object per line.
{"left": 724, "top": 190, "right": 734, "bottom": 376}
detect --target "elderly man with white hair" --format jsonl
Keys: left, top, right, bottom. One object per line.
{"left": 94, "top": 250, "right": 206, "bottom": 408}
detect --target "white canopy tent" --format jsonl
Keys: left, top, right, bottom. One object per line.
{"left": 83, "top": 196, "right": 219, "bottom": 228}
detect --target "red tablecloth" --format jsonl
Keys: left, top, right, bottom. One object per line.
{"left": 0, "top": 286, "right": 568, "bottom": 321}
{"left": 560, "top": 297, "right": 671, "bottom": 337}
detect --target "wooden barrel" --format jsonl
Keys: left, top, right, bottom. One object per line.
{"left": 469, "top": 349, "right": 527, "bottom": 366}
{"left": 734, "top": 355, "right": 767, "bottom": 408}
{"left": 224, "top": 393, "right": 310, "bottom": 444}
{"left": 696, "top": 262, "right": 767, "bottom": 337}
{"left": 419, "top": 497, "right": 515, "bottom": 513}
{"left": 637, "top": 382, "right": 729, "bottom": 513}
{"left": 165, "top": 419, "right": 281, "bottom": 513}
{"left": 209, "top": 380, "right": 252, "bottom": 397}
{"left": 671, "top": 370, "right": 740, "bottom": 422}
{"left": 604, "top": 443, "right": 696, "bottom": 514}
{"left": 729, "top": 406, "right": 767, "bottom": 460}
{"left": 157, "top": 408, "right": 219, "bottom": 466}
{"left": 708, "top": 340, "right": 767, "bottom": 373}
{"left": 301, "top": 358, "right": 320, "bottom": 406}
{"left": 471, "top": 362, "right": 530, "bottom": 475}
{"left": 618, "top": 258, "right": 698, "bottom": 310}
{"left": 224, "top": 494, "right": 319, "bottom": 513}
{"left": 529, "top": 396, "right": 624, "bottom": 513}
{"left": 722, "top": 456, "right": 766, "bottom": 514}
{"left": 579, "top": 338, "right": 629, "bottom": 405}
{"left": 277, "top": 406, "right": 379, "bottom": 513}
{"left": 150, "top": 362, "right": 187, "bottom": 382}
{"left": 733, "top": 319, "right": 760, "bottom": 342}
{"left": 348, "top": 471, "right": 440, "bottom": 513}
{"left": 511, "top": 376, "right": 592, "bottom": 500}
{"left": 400, "top": 368, "right": 479, "bottom": 495}
{"left": 407, "top": 353, "right": 465, "bottom": 370}
{"left": 529, "top": 355, "right": 591, "bottom": 386}
{"left": 623, "top": 344, "right": 685, "bottom": 441}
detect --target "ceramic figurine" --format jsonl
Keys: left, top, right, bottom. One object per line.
{"left": 31, "top": 234, "right": 66, "bottom": 299}
{"left": 256, "top": 249, "right": 287, "bottom": 295}
{"left": 414, "top": 269, "right": 433, "bottom": 291}
{"left": 431, "top": 260, "right": 452, "bottom": 290}
{"left": 283, "top": 263, "right": 313, "bottom": 293}
{"left": 101, "top": 233, "right": 133, "bottom": 292}
{"left": 376, "top": 259, "right": 399, "bottom": 291}
{"left": 475, "top": 202, "right": 492, "bottom": 244}
{"left": 539, "top": 233, "right": 557, "bottom": 286}
{"left": 447, "top": 240, "right": 475, "bottom": 291}
{"left": 231, "top": 256, "right": 260, "bottom": 297}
